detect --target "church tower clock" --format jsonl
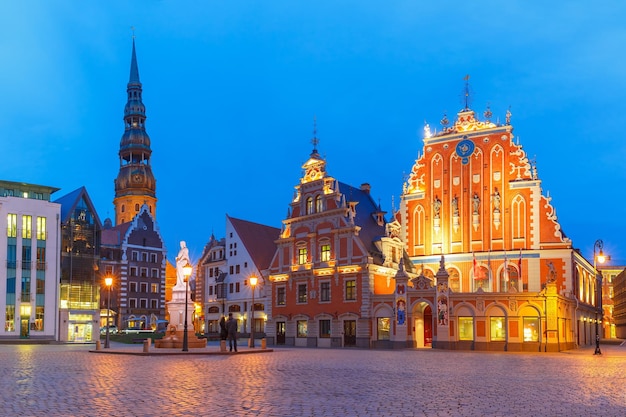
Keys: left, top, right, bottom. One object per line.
{"left": 113, "top": 38, "right": 157, "bottom": 225}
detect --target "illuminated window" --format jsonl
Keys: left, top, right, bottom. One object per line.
{"left": 458, "top": 317, "right": 474, "bottom": 340}
{"left": 297, "top": 283, "right": 307, "bottom": 303}
{"left": 36, "top": 217, "right": 46, "bottom": 240}
{"left": 277, "top": 287, "right": 286, "bottom": 306}
{"left": 490, "top": 317, "right": 506, "bottom": 341}
{"left": 319, "top": 319, "right": 331, "bottom": 338}
{"left": 297, "top": 320, "right": 307, "bottom": 338}
{"left": 22, "top": 215, "right": 32, "bottom": 239}
{"left": 523, "top": 317, "right": 539, "bottom": 342}
{"left": 7, "top": 214, "right": 17, "bottom": 237}
{"left": 320, "top": 244, "right": 331, "bottom": 262}
{"left": 298, "top": 247, "right": 307, "bottom": 265}
{"left": 345, "top": 280, "right": 356, "bottom": 301}
{"left": 306, "top": 197, "right": 313, "bottom": 215}
{"left": 377, "top": 317, "right": 390, "bottom": 340}
{"left": 151, "top": 283, "right": 158, "bottom": 293}
{"left": 320, "top": 281, "right": 330, "bottom": 302}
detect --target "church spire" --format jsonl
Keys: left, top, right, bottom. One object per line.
{"left": 113, "top": 36, "right": 157, "bottom": 225}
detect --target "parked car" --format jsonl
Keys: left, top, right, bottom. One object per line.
{"left": 100, "top": 325, "right": 118, "bottom": 335}
{"left": 122, "top": 327, "right": 154, "bottom": 334}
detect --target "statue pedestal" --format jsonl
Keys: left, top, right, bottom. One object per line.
{"left": 155, "top": 288, "right": 207, "bottom": 349}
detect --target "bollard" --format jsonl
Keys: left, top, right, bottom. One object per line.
{"left": 261, "top": 338, "right": 266, "bottom": 350}
{"left": 143, "top": 338, "right": 151, "bottom": 353}
{"left": 220, "top": 340, "right": 227, "bottom": 352}
{"left": 96, "top": 340, "right": 101, "bottom": 351}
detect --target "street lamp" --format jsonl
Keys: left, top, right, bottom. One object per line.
{"left": 104, "top": 276, "right": 113, "bottom": 349}
{"left": 249, "top": 276, "right": 258, "bottom": 348}
{"left": 593, "top": 239, "right": 608, "bottom": 355}
{"left": 182, "top": 261, "right": 193, "bottom": 352}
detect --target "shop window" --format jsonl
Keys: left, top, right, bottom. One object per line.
{"left": 377, "top": 317, "right": 390, "bottom": 340}
{"left": 297, "top": 320, "right": 308, "bottom": 338}
{"left": 523, "top": 317, "right": 540, "bottom": 342}
{"left": 458, "top": 317, "right": 474, "bottom": 340}
{"left": 490, "top": 317, "right": 506, "bottom": 341}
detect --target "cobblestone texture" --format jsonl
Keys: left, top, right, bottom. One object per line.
{"left": 0, "top": 342, "right": 625, "bottom": 416}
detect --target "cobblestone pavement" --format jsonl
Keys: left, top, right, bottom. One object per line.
{"left": 1, "top": 342, "right": 625, "bottom": 417}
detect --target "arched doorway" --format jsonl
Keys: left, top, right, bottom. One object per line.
{"left": 413, "top": 302, "right": 433, "bottom": 348}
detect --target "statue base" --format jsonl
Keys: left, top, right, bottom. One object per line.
{"left": 155, "top": 290, "right": 207, "bottom": 349}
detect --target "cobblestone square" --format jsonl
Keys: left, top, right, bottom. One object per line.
{"left": 1, "top": 343, "right": 625, "bottom": 416}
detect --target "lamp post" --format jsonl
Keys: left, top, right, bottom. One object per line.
{"left": 104, "top": 276, "right": 113, "bottom": 349}
{"left": 593, "top": 239, "right": 607, "bottom": 355}
{"left": 249, "top": 276, "right": 258, "bottom": 348}
{"left": 182, "top": 262, "right": 193, "bottom": 352}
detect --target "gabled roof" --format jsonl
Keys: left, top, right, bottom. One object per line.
{"left": 338, "top": 181, "right": 387, "bottom": 258}
{"left": 101, "top": 222, "right": 132, "bottom": 246}
{"left": 228, "top": 215, "right": 280, "bottom": 270}
{"left": 53, "top": 186, "right": 103, "bottom": 228}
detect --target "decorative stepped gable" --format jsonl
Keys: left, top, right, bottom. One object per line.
{"left": 400, "top": 105, "right": 570, "bottom": 259}
{"left": 269, "top": 134, "right": 404, "bottom": 279}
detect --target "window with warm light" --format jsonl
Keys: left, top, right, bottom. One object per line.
{"left": 320, "top": 244, "right": 331, "bottom": 262}
{"left": 458, "top": 317, "right": 474, "bottom": 340}
{"left": 306, "top": 197, "right": 314, "bottom": 214}
{"left": 377, "top": 317, "right": 390, "bottom": 340}
{"left": 490, "top": 317, "right": 506, "bottom": 341}
{"left": 345, "top": 279, "right": 356, "bottom": 301}
{"left": 523, "top": 317, "right": 539, "bottom": 342}
{"left": 297, "top": 320, "right": 307, "bottom": 338}
{"left": 298, "top": 247, "right": 307, "bottom": 265}
{"left": 7, "top": 213, "right": 17, "bottom": 237}
{"left": 36, "top": 217, "right": 46, "bottom": 240}
{"left": 22, "top": 215, "right": 32, "bottom": 239}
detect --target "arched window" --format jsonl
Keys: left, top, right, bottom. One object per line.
{"left": 135, "top": 203, "right": 140, "bottom": 211}
{"left": 306, "top": 197, "right": 314, "bottom": 215}
{"left": 448, "top": 268, "right": 460, "bottom": 292}
{"left": 500, "top": 264, "right": 519, "bottom": 292}
{"left": 413, "top": 206, "right": 425, "bottom": 247}
{"left": 473, "top": 266, "right": 491, "bottom": 292}
{"left": 315, "top": 195, "right": 323, "bottom": 213}
{"left": 121, "top": 205, "right": 125, "bottom": 213}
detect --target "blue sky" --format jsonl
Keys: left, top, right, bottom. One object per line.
{"left": 1, "top": 1, "right": 625, "bottom": 265}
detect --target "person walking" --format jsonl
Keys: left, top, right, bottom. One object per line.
{"left": 226, "top": 312, "right": 238, "bottom": 352}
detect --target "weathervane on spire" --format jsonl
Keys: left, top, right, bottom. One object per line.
{"left": 311, "top": 115, "right": 319, "bottom": 152}
{"left": 463, "top": 74, "right": 471, "bottom": 110}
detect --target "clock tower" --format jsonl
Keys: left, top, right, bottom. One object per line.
{"left": 113, "top": 38, "right": 157, "bottom": 225}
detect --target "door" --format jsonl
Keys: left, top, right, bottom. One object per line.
{"left": 276, "top": 322, "right": 286, "bottom": 345}
{"left": 424, "top": 305, "right": 433, "bottom": 346}
{"left": 20, "top": 318, "right": 29, "bottom": 338}
{"left": 344, "top": 320, "right": 356, "bottom": 346}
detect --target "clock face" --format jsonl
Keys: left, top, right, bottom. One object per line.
{"left": 456, "top": 136, "right": 475, "bottom": 165}
{"left": 133, "top": 174, "right": 142, "bottom": 183}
